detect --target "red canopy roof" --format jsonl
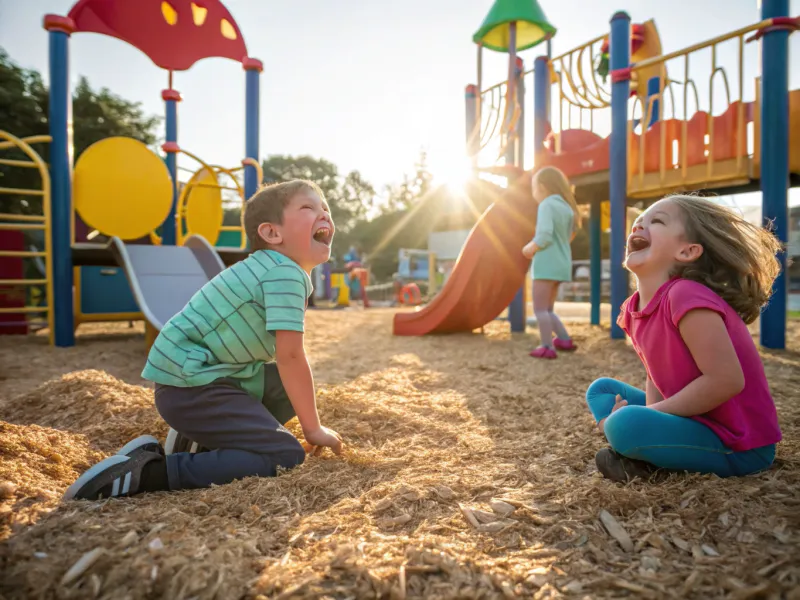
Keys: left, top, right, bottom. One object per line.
{"left": 66, "top": 0, "right": 249, "bottom": 71}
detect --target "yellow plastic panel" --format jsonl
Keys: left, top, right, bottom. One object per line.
{"left": 183, "top": 168, "right": 222, "bottom": 245}
{"left": 74, "top": 137, "right": 173, "bottom": 240}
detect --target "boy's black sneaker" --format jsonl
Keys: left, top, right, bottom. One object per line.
{"left": 595, "top": 448, "right": 662, "bottom": 483}
{"left": 164, "top": 428, "right": 209, "bottom": 455}
{"left": 63, "top": 451, "right": 168, "bottom": 501}
{"left": 116, "top": 434, "right": 164, "bottom": 458}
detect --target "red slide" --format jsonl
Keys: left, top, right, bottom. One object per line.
{"left": 393, "top": 173, "right": 538, "bottom": 336}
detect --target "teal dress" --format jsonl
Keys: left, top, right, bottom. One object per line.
{"left": 530, "top": 194, "right": 574, "bottom": 282}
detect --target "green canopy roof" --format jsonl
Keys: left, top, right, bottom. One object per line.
{"left": 473, "top": 0, "right": 556, "bottom": 53}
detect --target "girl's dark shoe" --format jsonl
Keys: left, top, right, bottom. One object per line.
{"left": 595, "top": 448, "right": 661, "bottom": 483}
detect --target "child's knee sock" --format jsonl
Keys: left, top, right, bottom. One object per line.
{"left": 534, "top": 309, "right": 554, "bottom": 347}
{"left": 550, "top": 312, "right": 570, "bottom": 340}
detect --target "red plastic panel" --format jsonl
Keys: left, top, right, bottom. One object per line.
{"left": 67, "top": 0, "right": 248, "bottom": 71}
{"left": 540, "top": 132, "right": 610, "bottom": 178}
{"left": 640, "top": 119, "right": 681, "bottom": 173}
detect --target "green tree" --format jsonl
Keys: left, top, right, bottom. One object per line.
{"left": 258, "top": 154, "right": 375, "bottom": 235}
{"left": 0, "top": 48, "right": 160, "bottom": 217}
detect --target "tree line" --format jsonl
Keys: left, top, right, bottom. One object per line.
{"left": 0, "top": 49, "right": 609, "bottom": 283}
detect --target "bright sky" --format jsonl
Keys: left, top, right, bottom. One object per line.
{"left": 0, "top": 0, "right": 798, "bottom": 207}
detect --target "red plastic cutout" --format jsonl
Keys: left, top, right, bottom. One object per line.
{"left": 67, "top": 0, "right": 248, "bottom": 71}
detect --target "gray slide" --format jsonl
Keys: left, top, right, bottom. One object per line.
{"left": 110, "top": 235, "right": 226, "bottom": 331}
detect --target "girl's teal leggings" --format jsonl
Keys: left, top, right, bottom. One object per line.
{"left": 586, "top": 378, "right": 775, "bottom": 477}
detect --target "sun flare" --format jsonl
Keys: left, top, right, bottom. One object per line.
{"left": 432, "top": 154, "right": 474, "bottom": 193}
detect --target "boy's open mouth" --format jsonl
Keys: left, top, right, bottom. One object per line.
{"left": 627, "top": 235, "right": 650, "bottom": 254}
{"left": 313, "top": 227, "right": 333, "bottom": 247}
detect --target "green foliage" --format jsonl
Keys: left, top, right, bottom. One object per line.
{"left": 0, "top": 48, "right": 160, "bottom": 217}
{"left": 258, "top": 155, "right": 375, "bottom": 235}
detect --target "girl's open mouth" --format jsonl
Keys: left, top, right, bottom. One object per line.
{"left": 627, "top": 235, "right": 650, "bottom": 254}
{"left": 313, "top": 227, "right": 333, "bottom": 247}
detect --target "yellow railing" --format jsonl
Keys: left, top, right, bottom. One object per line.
{"left": 164, "top": 148, "right": 253, "bottom": 249}
{"left": 475, "top": 79, "right": 522, "bottom": 165}
{"left": 626, "top": 19, "right": 769, "bottom": 197}
{"left": 546, "top": 34, "right": 610, "bottom": 152}
{"left": 0, "top": 132, "right": 53, "bottom": 343}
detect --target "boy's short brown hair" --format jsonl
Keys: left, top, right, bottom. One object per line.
{"left": 243, "top": 180, "right": 325, "bottom": 250}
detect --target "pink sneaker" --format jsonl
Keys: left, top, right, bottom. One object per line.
{"left": 529, "top": 346, "right": 557, "bottom": 359}
{"left": 553, "top": 338, "right": 577, "bottom": 352}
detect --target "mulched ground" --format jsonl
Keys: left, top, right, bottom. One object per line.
{"left": 0, "top": 310, "right": 798, "bottom": 599}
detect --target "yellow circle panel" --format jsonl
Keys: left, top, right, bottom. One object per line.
{"left": 74, "top": 137, "right": 173, "bottom": 240}
{"left": 184, "top": 168, "right": 223, "bottom": 245}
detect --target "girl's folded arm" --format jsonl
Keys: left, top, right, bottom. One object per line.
{"left": 649, "top": 308, "right": 745, "bottom": 417}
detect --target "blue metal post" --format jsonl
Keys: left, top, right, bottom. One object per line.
{"left": 244, "top": 58, "right": 263, "bottom": 201}
{"left": 590, "top": 197, "right": 602, "bottom": 325}
{"left": 609, "top": 12, "right": 631, "bottom": 339}
{"left": 506, "top": 23, "right": 526, "bottom": 334}
{"left": 533, "top": 56, "right": 549, "bottom": 167}
{"left": 161, "top": 89, "right": 180, "bottom": 246}
{"left": 759, "top": 0, "right": 790, "bottom": 349}
{"left": 45, "top": 17, "right": 75, "bottom": 347}
{"left": 465, "top": 84, "right": 478, "bottom": 170}
{"left": 646, "top": 75, "right": 661, "bottom": 127}
{"left": 515, "top": 58, "right": 525, "bottom": 169}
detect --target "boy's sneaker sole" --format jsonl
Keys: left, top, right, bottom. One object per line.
{"left": 117, "top": 434, "right": 164, "bottom": 458}
{"left": 63, "top": 451, "right": 163, "bottom": 501}
{"left": 164, "top": 428, "right": 209, "bottom": 455}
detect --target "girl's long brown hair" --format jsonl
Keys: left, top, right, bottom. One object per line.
{"left": 669, "top": 195, "right": 782, "bottom": 324}
{"left": 535, "top": 166, "right": 581, "bottom": 231}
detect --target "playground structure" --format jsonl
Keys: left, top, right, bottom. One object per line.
{"left": 394, "top": 0, "right": 799, "bottom": 349}
{"left": 0, "top": 0, "right": 263, "bottom": 346}
{"left": 318, "top": 262, "right": 371, "bottom": 308}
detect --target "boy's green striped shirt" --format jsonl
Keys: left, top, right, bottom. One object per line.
{"left": 141, "top": 249, "right": 312, "bottom": 399}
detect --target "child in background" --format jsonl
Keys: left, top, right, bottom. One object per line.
{"left": 522, "top": 166, "right": 581, "bottom": 359}
{"left": 586, "top": 195, "right": 782, "bottom": 482}
{"left": 64, "top": 180, "right": 343, "bottom": 500}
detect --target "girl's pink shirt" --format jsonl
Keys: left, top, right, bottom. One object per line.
{"left": 618, "top": 278, "right": 781, "bottom": 451}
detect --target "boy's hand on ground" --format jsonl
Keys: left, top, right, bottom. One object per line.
{"left": 303, "top": 426, "right": 344, "bottom": 456}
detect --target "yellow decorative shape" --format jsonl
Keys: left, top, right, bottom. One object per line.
{"left": 182, "top": 167, "right": 222, "bottom": 245}
{"left": 631, "top": 20, "right": 666, "bottom": 100}
{"left": 601, "top": 201, "right": 641, "bottom": 233}
{"left": 161, "top": 1, "right": 178, "bottom": 25}
{"left": 74, "top": 137, "right": 172, "bottom": 240}
{"left": 220, "top": 18, "right": 237, "bottom": 40}
{"left": 191, "top": 3, "right": 207, "bottom": 26}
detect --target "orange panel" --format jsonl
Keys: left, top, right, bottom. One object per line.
{"left": 710, "top": 101, "right": 745, "bottom": 162}
{"left": 685, "top": 112, "right": 710, "bottom": 167}
{"left": 539, "top": 134, "right": 610, "bottom": 178}
{"left": 642, "top": 119, "right": 682, "bottom": 173}
{"left": 790, "top": 90, "right": 800, "bottom": 174}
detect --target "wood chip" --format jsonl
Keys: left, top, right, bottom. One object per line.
{"left": 609, "top": 578, "right": 655, "bottom": 598}
{"left": 672, "top": 536, "right": 691, "bottom": 552}
{"left": 701, "top": 544, "right": 720, "bottom": 557}
{"left": 471, "top": 509, "right": 498, "bottom": 524}
{"left": 433, "top": 486, "right": 455, "bottom": 500}
{"left": 398, "top": 565, "right": 407, "bottom": 600}
{"left": 459, "top": 504, "right": 480, "bottom": 529}
{"left": 60, "top": 547, "right": 104, "bottom": 586}
{"left": 599, "top": 510, "right": 634, "bottom": 552}
{"left": 377, "top": 514, "right": 412, "bottom": 528}
{"left": 0, "top": 481, "right": 17, "bottom": 499}
{"left": 373, "top": 497, "right": 393, "bottom": 512}
{"left": 489, "top": 500, "right": 516, "bottom": 517}
{"left": 119, "top": 530, "right": 138, "bottom": 548}
{"left": 477, "top": 521, "right": 508, "bottom": 534}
